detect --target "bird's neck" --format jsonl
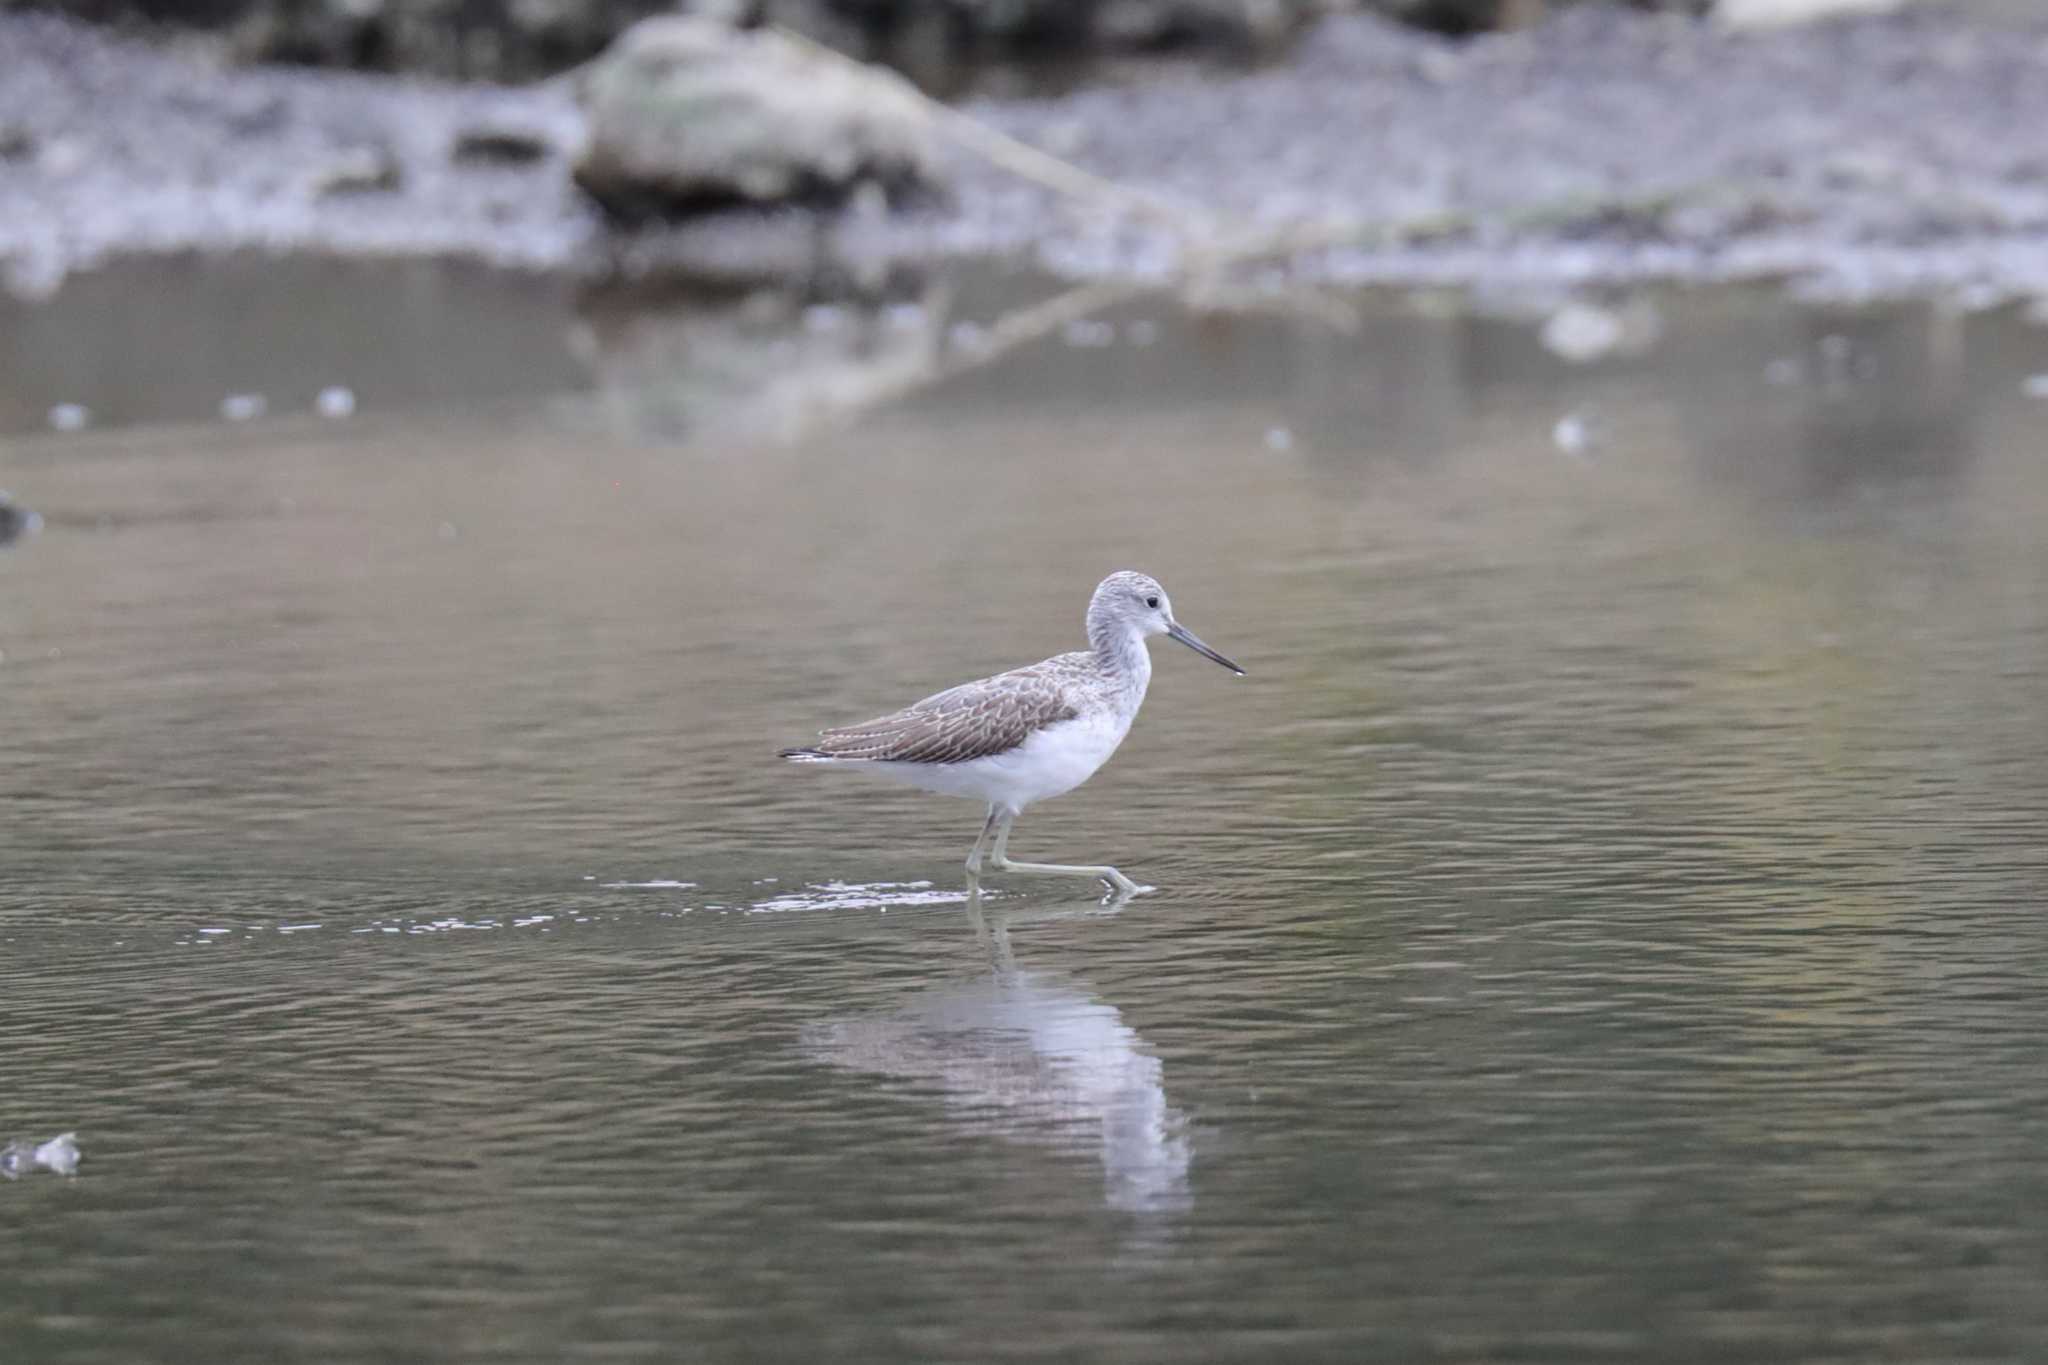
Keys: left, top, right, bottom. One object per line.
{"left": 1089, "top": 618, "right": 1152, "bottom": 698}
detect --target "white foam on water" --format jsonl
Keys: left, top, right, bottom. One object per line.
{"left": 749, "top": 880, "right": 966, "bottom": 913}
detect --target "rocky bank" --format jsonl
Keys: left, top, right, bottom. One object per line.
{"left": 7, "top": 2, "right": 2048, "bottom": 304}
{"left": 3, "top": 0, "right": 1714, "bottom": 82}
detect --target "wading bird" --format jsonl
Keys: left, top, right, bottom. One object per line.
{"left": 780, "top": 571, "right": 1244, "bottom": 896}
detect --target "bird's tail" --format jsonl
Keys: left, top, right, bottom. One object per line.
{"left": 779, "top": 747, "right": 835, "bottom": 763}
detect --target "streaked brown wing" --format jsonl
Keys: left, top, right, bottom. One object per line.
{"left": 808, "top": 663, "right": 1079, "bottom": 764}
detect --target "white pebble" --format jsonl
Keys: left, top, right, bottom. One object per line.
{"left": 2021, "top": 374, "right": 2048, "bottom": 399}
{"left": 1552, "top": 412, "right": 1595, "bottom": 460}
{"left": 315, "top": 386, "right": 357, "bottom": 418}
{"left": 219, "top": 393, "right": 268, "bottom": 422}
{"left": 33, "top": 1134, "right": 79, "bottom": 1176}
{"left": 47, "top": 402, "right": 89, "bottom": 432}
{"left": 1263, "top": 426, "right": 1294, "bottom": 452}
{"left": 1540, "top": 302, "right": 1625, "bottom": 364}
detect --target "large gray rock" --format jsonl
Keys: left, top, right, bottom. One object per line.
{"left": 572, "top": 18, "right": 942, "bottom": 221}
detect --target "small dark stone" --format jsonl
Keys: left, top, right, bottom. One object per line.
{"left": 451, "top": 127, "right": 552, "bottom": 165}
{"left": 0, "top": 125, "right": 34, "bottom": 162}
{"left": 0, "top": 492, "right": 43, "bottom": 546}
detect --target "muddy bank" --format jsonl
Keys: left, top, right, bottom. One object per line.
{"left": 937, "top": 1, "right": 2048, "bottom": 303}
{"left": 0, "top": 14, "right": 593, "bottom": 298}
{"left": 8, "top": 4, "right": 2048, "bottom": 303}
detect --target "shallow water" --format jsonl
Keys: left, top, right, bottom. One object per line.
{"left": 4, "top": 269, "right": 2048, "bottom": 1362}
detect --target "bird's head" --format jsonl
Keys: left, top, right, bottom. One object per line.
{"left": 1090, "top": 571, "right": 1244, "bottom": 675}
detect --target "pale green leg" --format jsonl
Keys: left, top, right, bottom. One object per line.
{"left": 964, "top": 804, "right": 1001, "bottom": 878}
{"left": 988, "top": 810, "right": 1139, "bottom": 898}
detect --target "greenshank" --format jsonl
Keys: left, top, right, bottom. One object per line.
{"left": 780, "top": 571, "right": 1244, "bottom": 896}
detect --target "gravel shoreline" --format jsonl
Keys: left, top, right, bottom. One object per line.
{"left": 9, "top": 5, "right": 2048, "bottom": 303}
{"left": 0, "top": 14, "right": 594, "bottom": 299}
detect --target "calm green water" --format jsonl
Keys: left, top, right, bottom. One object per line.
{"left": 3, "top": 270, "right": 2048, "bottom": 1362}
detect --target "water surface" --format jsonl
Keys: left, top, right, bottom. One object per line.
{"left": 4, "top": 274, "right": 2048, "bottom": 1362}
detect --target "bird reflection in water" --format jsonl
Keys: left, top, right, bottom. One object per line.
{"left": 801, "top": 889, "right": 1191, "bottom": 1221}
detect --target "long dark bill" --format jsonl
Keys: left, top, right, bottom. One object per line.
{"left": 1166, "top": 622, "right": 1246, "bottom": 675}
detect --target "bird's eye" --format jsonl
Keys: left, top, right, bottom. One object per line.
{"left": 1145, "top": 596, "right": 1160, "bottom": 609}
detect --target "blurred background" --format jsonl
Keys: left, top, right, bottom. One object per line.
{"left": 4, "top": 1, "right": 2048, "bottom": 1362}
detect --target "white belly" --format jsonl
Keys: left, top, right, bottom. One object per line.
{"left": 867, "top": 712, "right": 1131, "bottom": 813}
